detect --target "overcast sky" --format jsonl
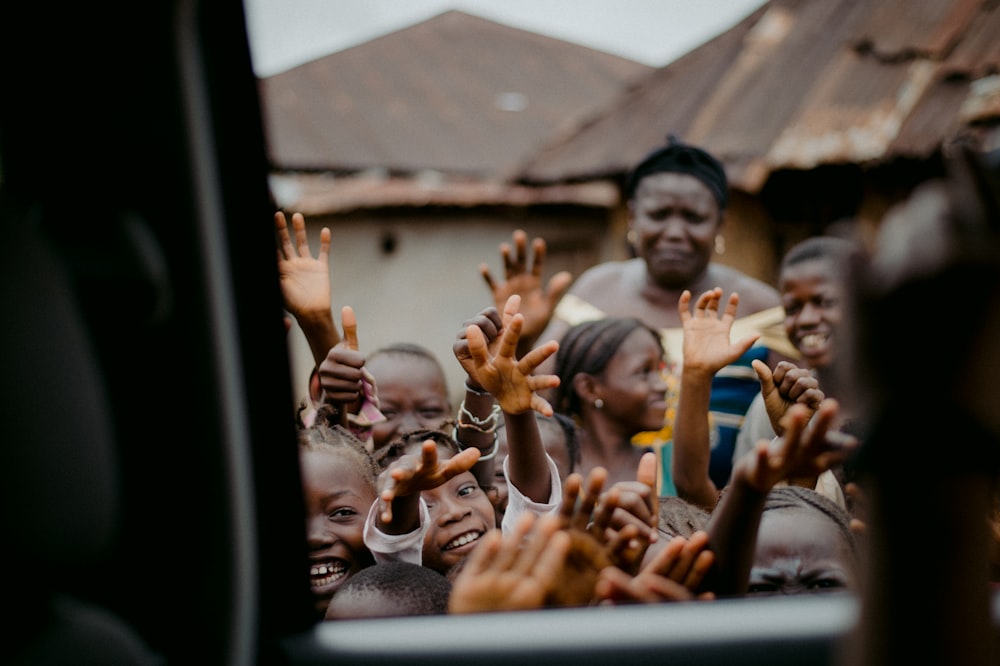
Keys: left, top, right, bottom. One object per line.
{"left": 244, "top": 0, "right": 768, "bottom": 77}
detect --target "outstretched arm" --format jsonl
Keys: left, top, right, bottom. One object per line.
{"left": 672, "top": 288, "right": 760, "bottom": 510}
{"left": 464, "top": 296, "right": 560, "bottom": 505}
{"left": 375, "top": 440, "right": 481, "bottom": 534}
{"left": 702, "top": 400, "right": 856, "bottom": 596}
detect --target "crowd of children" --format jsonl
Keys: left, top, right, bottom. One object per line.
{"left": 275, "top": 137, "right": 1000, "bottom": 664}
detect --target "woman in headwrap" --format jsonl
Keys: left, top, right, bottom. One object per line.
{"left": 488, "top": 136, "right": 795, "bottom": 495}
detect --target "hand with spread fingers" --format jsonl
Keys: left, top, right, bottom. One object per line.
{"left": 480, "top": 229, "right": 572, "bottom": 356}
{"left": 447, "top": 512, "right": 571, "bottom": 614}
{"left": 274, "top": 210, "right": 339, "bottom": 362}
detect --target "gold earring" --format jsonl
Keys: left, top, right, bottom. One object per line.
{"left": 715, "top": 234, "right": 726, "bottom": 255}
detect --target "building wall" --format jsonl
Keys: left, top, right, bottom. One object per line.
{"left": 284, "top": 207, "right": 610, "bottom": 411}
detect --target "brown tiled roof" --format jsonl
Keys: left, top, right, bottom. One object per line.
{"left": 258, "top": 10, "right": 651, "bottom": 178}
{"left": 516, "top": 0, "right": 1000, "bottom": 194}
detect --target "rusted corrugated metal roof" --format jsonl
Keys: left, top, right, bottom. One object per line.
{"left": 258, "top": 10, "right": 651, "bottom": 178}
{"left": 516, "top": 0, "right": 1000, "bottom": 194}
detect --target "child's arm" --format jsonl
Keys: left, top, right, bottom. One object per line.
{"left": 672, "top": 288, "right": 759, "bottom": 510}
{"left": 452, "top": 302, "right": 510, "bottom": 490}
{"left": 464, "top": 296, "right": 561, "bottom": 507}
{"left": 274, "top": 211, "right": 339, "bottom": 364}
{"left": 701, "top": 400, "right": 856, "bottom": 596}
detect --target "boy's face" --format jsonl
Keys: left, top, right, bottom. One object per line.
{"left": 367, "top": 354, "right": 451, "bottom": 451}
{"left": 301, "top": 448, "right": 377, "bottom": 616}
{"left": 780, "top": 258, "right": 844, "bottom": 370}
{"left": 748, "top": 507, "right": 856, "bottom": 596}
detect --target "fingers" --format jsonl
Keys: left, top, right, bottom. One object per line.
{"left": 292, "top": 212, "right": 310, "bottom": 257}
{"left": 500, "top": 231, "right": 529, "bottom": 279}
{"left": 636, "top": 451, "right": 658, "bottom": 521}
{"left": 695, "top": 287, "right": 723, "bottom": 316}
{"left": 501, "top": 294, "right": 521, "bottom": 328}
{"left": 721, "top": 291, "right": 740, "bottom": 322}
{"left": 275, "top": 211, "right": 295, "bottom": 258}
{"left": 466, "top": 324, "right": 490, "bottom": 366}
{"left": 752, "top": 359, "right": 775, "bottom": 393}
{"left": 529, "top": 393, "right": 556, "bottom": 417}
{"left": 497, "top": 313, "right": 524, "bottom": 359}
{"left": 559, "top": 473, "right": 584, "bottom": 525}
{"left": 340, "top": 306, "right": 359, "bottom": 351}
{"left": 492, "top": 512, "right": 536, "bottom": 572}
{"left": 546, "top": 271, "right": 573, "bottom": 306}
{"left": 529, "top": 236, "right": 546, "bottom": 279}
{"left": 480, "top": 263, "right": 498, "bottom": 293}
{"left": 317, "top": 227, "right": 331, "bottom": 264}
{"left": 572, "top": 467, "right": 607, "bottom": 531}
{"left": 519, "top": 340, "right": 559, "bottom": 375}
{"left": 678, "top": 289, "right": 692, "bottom": 322}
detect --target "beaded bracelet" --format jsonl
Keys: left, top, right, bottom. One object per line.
{"left": 453, "top": 426, "right": 500, "bottom": 462}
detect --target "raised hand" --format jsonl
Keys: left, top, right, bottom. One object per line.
{"left": 590, "top": 451, "right": 660, "bottom": 574}
{"left": 595, "top": 530, "right": 716, "bottom": 605}
{"left": 679, "top": 288, "right": 760, "bottom": 374}
{"left": 752, "top": 359, "right": 825, "bottom": 437}
{"left": 452, "top": 295, "right": 520, "bottom": 385}
{"left": 316, "top": 306, "right": 366, "bottom": 426}
{"left": 274, "top": 211, "right": 339, "bottom": 363}
{"left": 448, "top": 512, "right": 571, "bottom": 613}
{"left": 480, "top": 230, "right": 572, "bottom": 353}
{"left": 739, "top": 399, "right": 857, "bottom": 495}
{"left": 464, "top": 296, "right": 560, "bottom": 416}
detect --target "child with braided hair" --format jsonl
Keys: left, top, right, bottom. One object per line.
{"left": 297, "top": 411, "right": 381, "bottom": 619}
{"left": 747, "top": 485, "right": 860, "bottom": 596}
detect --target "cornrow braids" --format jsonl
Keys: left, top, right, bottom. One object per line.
{"left": 375, "top": 428, "right": 462, "bottom": 472}
{"left": 553, "top": 317, "right": 662, "bottom": 417}
{"left": 298, "top": 420, "right": 379, "bottom": 492}
{"left": 763, "top": 485, "right": 858, "bottom": 563}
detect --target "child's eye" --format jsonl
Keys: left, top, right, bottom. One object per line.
{"left": 457, "top": 484, "right": 480, "bottom": 498}
{"left": 328, "top": 507, "right": 358, "bottom": 520}
{"left": 808, "top": 579, "right": 845, "bottom": 590}
{"left": 747, "top": 582, "right": 778, "bottom": 594}
{"left": 419, "top": 408, "right": 447, "bottom": 419}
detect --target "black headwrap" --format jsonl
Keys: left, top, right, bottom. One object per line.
{"left": 623, "top": 135, "right": 729, "bottom": 209}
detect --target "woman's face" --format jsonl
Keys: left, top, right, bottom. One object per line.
{"left": 628, "top": 172, "right": 722, "bottom": 289}
{"left": 748, "top": 507, "right": 857, "bottom": 596}
{"left": 366, "top": 354, "right": 452, "bottom": 451}
{"left": 780, "top": 258, "right": 844, "bottom": 370}
{"left": 594, "top": 328, "right": 669, "bottom": 434}
{"left": 300, "top": 448, "right": 377, "bottom": 616}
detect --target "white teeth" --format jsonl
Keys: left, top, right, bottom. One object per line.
{"left": 444, "top": 531, "right": 482, "bottom": 551}
{"left": 800, "top": 333, "right": 827, "bottom": 349}
{"left": 310, "top": 561, "right": 347, "bottom": 588}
